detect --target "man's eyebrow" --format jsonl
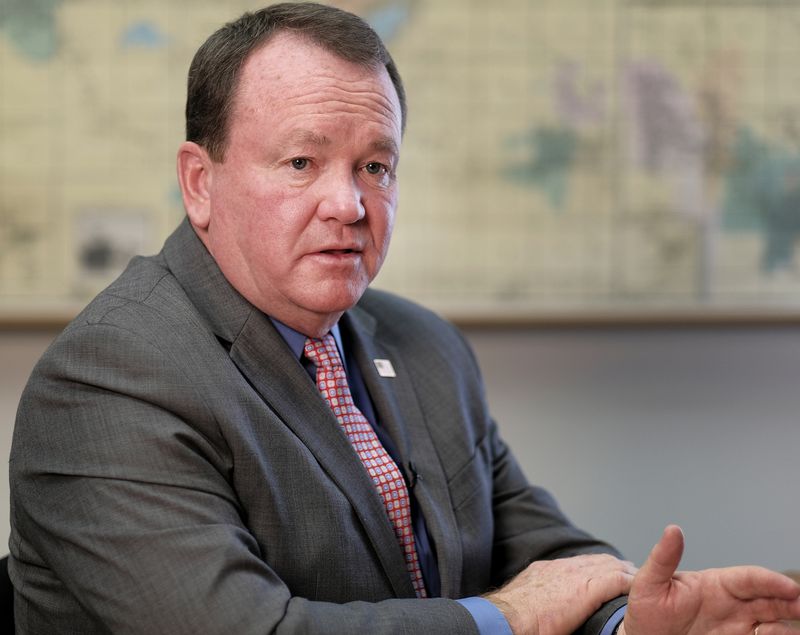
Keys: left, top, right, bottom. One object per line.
{"left": 280, "top": 130, "right": 398, "bottom": 156}
{"left": 283, "top": 130, "right": 332, "bottom": 146}
{"left": 371, "top": 137, "right": 399, "bottom": 156}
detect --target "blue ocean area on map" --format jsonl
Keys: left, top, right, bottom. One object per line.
{"left": 506, "top": 127, "right": 578, "bottom": 211}
{"left": 366, "top": 1, "right": 410, "bottom": 42}
{"left": 121, "top": 21, "right": 168, "bottom": 49}
{"left": 723, "top": 128, "right": 800, "bottom": 272}
{"left": 506, "top": 59, "right": 602, "bottom": 212}
{"left": 0, "top": 0, "right": 62, "bottom": 61}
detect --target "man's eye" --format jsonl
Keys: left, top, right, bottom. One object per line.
{"left": 291, "top": 158, "right": 308, "bottom": 170}
{"left": 364, "top": 162, "right": 386, "bottom": 175}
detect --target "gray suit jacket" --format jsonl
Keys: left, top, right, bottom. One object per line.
{"left": 10, "top": 220, "right": 624, "bottom": 634}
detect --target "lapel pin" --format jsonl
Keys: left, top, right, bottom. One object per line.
{"left": 373, "top": 359, "right": 396, "bottom": 378}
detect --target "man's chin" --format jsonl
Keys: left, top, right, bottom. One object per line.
{"left": 310, "top": 291, "right": 367, "bottom": 315}
{"left": 290, "top": 280, "right": 368, "bottom": 317}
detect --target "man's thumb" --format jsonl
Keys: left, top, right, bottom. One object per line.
{"left": 637, "top": 525, "right": 685, "bottom": 589}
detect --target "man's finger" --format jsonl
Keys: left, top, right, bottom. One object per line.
{"left": 635, "top": 525, "right": 684, "bottom": 590}
{"left": 747, "top": 596, "right": 800, "bottom": 625}
{"left": 722, "top": 567, "right": 800, "bottom": 601}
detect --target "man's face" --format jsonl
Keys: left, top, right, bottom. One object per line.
{"left": 194, "top": 32, "right": 402, "bottom": 336}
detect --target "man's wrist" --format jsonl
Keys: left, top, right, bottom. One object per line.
{"left": 482, "top": 591, "right": 520, "bottom": 634}
{"left": 458, "top": 596, "right": 514, "bottom": 635}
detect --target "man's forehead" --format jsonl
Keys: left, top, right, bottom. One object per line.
{"left": 232, "top": 32, "right": 402, "bottom": 138}
{"left": 242, "top": 31, "right": 377, "bottom": 87}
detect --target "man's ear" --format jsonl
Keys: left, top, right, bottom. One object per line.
{"left": 177, "top": 141, "right": 214, "bottom": 232}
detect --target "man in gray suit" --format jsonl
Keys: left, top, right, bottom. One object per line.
{"left": 9, "top": 3, "right": 800, "bottom": 634}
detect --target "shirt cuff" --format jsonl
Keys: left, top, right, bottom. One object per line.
{"left": 456, "top": 597, "right": 513, "bottom": 635}
{"left": 599, "top": 604, "right": 627, "bottom": 635}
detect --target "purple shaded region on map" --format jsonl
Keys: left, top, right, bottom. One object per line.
{"left": 623, "top": 61, "right": 705, "bottom": 174}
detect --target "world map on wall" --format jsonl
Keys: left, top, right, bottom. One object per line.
{"left": 2, "top": 0, "right": 800, "bottom": 321}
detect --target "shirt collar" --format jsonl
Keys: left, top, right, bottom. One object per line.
{"left": 269, "top": 317, "right": 347, "bottom": 366}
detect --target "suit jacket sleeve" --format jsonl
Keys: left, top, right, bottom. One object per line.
{"left": 353, "top": 291, "right": 626, "bottom": 635}
{"left": 458, "top": 337, "right": 629, "bottom": 635}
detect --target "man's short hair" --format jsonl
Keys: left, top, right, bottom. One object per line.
{"left": 185, "top": 2, "right": 407, "bottom": 162}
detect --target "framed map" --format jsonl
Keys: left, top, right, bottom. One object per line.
{"left": 3, "top": 0, "right": 800, "bottom": 325}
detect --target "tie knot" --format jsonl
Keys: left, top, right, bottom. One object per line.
{"left": 303, "top": 334, "right": 342, "bottom": 369}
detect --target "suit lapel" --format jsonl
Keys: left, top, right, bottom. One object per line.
{"left": 344, "top": 307, "right": 464, "bottom": 598}
{"left": 229, "top": 311, "right": 417, "bottom": 598}
{"left": 163, "top": 222, "right": 415, "bottom": 597}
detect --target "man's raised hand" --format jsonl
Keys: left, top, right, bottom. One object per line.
{"left": 620, "top": 525, "right": 800, "bottom": 635}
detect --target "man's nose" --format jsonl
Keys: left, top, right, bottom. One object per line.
{"left": 316, "top": 171, "right": 366, "bottom": 223}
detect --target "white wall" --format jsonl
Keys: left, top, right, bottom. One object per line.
{"left": 2, "top": 326, "right": 799, "bottom": 572}
{"left": 468, "top": 327, "right": 800, "bottom": 571}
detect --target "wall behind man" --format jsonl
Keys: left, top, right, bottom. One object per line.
{"left": 467, "top": 325, "right": 800, "bottom": 572}
{"left": 2, "top": 325, "right": 798, "bottom": 572}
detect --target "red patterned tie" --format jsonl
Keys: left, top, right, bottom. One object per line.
{"left": 304, "top": 334, "right": 427, "bottom": 598}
